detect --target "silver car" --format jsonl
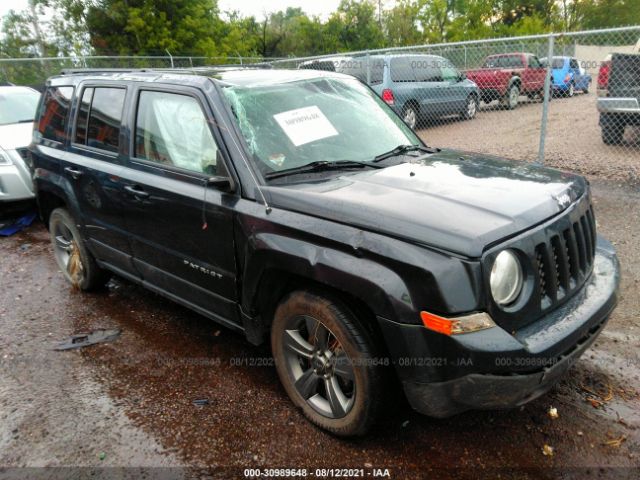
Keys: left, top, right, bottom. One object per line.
{"left": 0, "top": 86, "right": 41, "bottom": 206}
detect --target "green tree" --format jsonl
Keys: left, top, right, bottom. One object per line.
{"left": 328, "top": 0, "right": 385, "bottom": 51}
{"left": 384, "top": 0, "right": 423, "bottom": 47}
{"left": 84, "top": 0, "right": 223, "bottom": 56}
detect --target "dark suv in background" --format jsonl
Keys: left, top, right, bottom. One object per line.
{"left": 31, "top": 68, "right": 619, "bottom": 436}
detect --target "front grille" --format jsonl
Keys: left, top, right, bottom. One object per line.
{"left": 535, "top": 206, "right": 597, "bottom": 309}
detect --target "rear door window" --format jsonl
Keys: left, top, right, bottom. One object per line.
{"left": 86, "top": 88, "right": 126, "bottom": 153}
{"left": 412, "top": 57, "right": 441, "bottom": 82}
{"left": 37, "top": 86, "right": 74, "bottom": 143}
{"left": 390, "top": 57, "right": 416, "bottom": 82}
{"left": 339, "top": 58, "right": 384, "bottom": 85}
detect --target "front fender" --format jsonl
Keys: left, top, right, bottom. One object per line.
{"left": 242, "top": 232, "right": 411, "bottom": 321}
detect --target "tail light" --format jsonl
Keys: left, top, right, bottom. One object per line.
{"left": 564, "top": 74, "right": 571, "bottom": 83}
{"left": 381, "top": 88, "right": 394, "bottom": 105}
{"left": 597, "top": 60, "right": 610, "bottom": 90}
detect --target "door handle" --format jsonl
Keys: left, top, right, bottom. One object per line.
{"left": 64, "top": 166, "right": 83, "bottom": 180}
{"left": 124, "top": 185, "right": 150, "bottom": 199}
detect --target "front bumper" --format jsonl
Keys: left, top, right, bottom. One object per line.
{"left": 378, "top": 237, "right": 620, "bottom": 418}
{"left": 0, "top": 152, "right": 34, "bottom": 202}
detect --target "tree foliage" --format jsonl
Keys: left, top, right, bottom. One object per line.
{"left": 1, "top": 0, "right": 639, "bottom": 62}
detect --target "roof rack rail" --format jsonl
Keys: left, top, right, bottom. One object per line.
{"left": 59, "top": 63, "right": 273, "bottom": 76}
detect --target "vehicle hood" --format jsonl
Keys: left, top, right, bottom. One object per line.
{"left": 0, "top": 122, "right": 34, "bottom": 150}
{"left": 264, "top": 150, "right": 587, "bottom": 257}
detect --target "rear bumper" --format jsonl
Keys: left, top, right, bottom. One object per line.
{"left": 597, "top": 97, "right": 640, "bottom": 114}
{"left": 378, "top": 237, "right": 619, "bottom": 417}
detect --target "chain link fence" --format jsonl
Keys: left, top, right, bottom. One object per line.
{"left": 272, "top": 26, "right": 640, "bottom": 183}
{"left": 1, "top": 26, "right": 639, "bottom": 182}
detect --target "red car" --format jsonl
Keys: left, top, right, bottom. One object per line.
{"left": 466, "top": 53, "right": 549, "bottom": 109}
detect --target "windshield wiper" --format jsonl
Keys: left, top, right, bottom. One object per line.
{"left": 373, "top": 144, "right": 437, "bottom": 163}
{"left": 264, "top": 159, "right": 382, "bottom": 180}
{"left": 16, "top": 119, "right": 34, "bottom": 124}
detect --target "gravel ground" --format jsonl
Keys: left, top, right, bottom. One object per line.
{"left": 420, "top": 93, "right": 640, "bottom": 185}
{"left": 0, "top": 180, "right": 638, "bottom": 479}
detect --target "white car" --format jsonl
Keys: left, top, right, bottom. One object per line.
{"left": 0, "top": 86, "right": 41, "bottom": 206}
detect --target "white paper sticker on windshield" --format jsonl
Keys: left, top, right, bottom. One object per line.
{"left": 273, "top": 106, "right": 338, "bottom": 147}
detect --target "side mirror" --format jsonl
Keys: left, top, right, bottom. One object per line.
{"left": 458, "top": 72, "right": 466, "bottom": 81}
{"left": 206, "top": 175, "right": 235, "bottom": 193}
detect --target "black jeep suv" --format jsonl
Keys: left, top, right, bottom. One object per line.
{"left": 31, "top": 68, "right": 619, "bottom": 436}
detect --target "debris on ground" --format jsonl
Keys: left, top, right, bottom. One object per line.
{"left": 548, "top": 407, "right": 559, "bottom": 419}
{"left": 581, "top": 381, "right": 614, "bottom": 408}
{"left": 53, "top": 329, "right": 121, "bottom": 351}
{"left": 0, "top": 213, "right": 37, "bottom": 236}
{"left": 603, "top": 435, "right": 626, "bottom": 448}
{"left": 193, "top": 399, "right": 210, "bottom": 407}
{"left": 98, "top": 452, "right": 106, "bottom": 461}
{"left": 542, "top": 444, "right": 555, "bottom": 456}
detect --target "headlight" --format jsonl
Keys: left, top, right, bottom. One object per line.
{"left": 0, "top": 147, "right": 12, "bottom": 165}
{"left": 490, "top": 250, "right": 523, "bottom": 306}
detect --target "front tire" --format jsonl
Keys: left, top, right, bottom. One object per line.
{"left": 271, "top": 291, "right": 385, "bottom": 436}
{"left": 504, "top": 84, "right": 520, "bottom": 110}
{"left": 460, "top": 94, "right": 478, "bottom": 120}
{"left": 49, "top": 208, "right": 110, "bottom": 290}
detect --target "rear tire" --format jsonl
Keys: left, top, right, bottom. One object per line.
{"left": 402, "top": 103, "right": 418, "bottom": 129}
{"left": 49, "top": 208, "right": 110, "bottom": 290}
{"left": 601, "top": 123, "right": 624, "bottom": 145}
{"left": 271, "top": 290, "right": 385, "bottom": 436}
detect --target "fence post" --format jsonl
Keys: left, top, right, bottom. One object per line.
{"left": 366, "top": 50, "right": 371, "bottom": 85}
{"left": 537, "top": 34, "right": 555, "bottom": 164}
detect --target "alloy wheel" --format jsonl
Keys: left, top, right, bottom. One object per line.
{"left": 282, "top": 315, "right": 355, "bottom": 419}
{"left": 403, "top": 106, "right": 417, "bottom": 129}
{"left": 52, "top": 221, "right": 83, "bottom": 283}
{"left": 466, "top": 97, "right": 477, "bottom": 118}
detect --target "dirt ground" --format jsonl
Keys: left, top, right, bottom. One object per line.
{"left": 0, "top": 179, "right": 638, "bottom": 479}
{"left": 421, "top": 92, "right": 640, "bottom": 185}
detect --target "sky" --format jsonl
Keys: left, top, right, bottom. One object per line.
{"left": 0, "top": 0, "right": 346, "bottom": 23}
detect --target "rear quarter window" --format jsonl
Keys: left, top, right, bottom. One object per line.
{"left": 339, "top": 58, "right": 384, "bottom": 85}
{"left": 37, "top": 86, "right": 74, "bottom": 143}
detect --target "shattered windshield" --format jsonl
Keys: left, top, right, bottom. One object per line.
{"left": 221, "top": 77, "right": 420, "bottom": 177}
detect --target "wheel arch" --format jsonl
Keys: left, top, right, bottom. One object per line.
{"left": 240, "top": 235, "right": 414, "bottom": 345}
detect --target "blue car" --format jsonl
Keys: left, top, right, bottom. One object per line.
{"left": 542, "top": 56, "right": 592, "bottom": 97}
